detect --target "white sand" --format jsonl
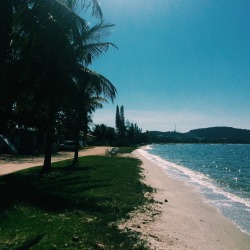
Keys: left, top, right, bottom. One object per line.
{"left": 123, "top": 149, "right": 250, "bottom": 250}
{"left": 0, "top": 146, "right": 108, "bottom": 176}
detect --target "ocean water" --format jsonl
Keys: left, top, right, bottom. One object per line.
{"left": 139, "top": 144, "right": 250, "bottom": 235}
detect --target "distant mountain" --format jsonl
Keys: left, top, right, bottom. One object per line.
{"left": 148, "top": 127, "right": 250, "bottom": 143}
{"left": 187, "top": 127, "right": 250, "bottom": 143}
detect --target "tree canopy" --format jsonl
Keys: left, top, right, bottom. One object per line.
{"left": 93, "top": 105, "right": 148, "bottom": 146}
{"left": 0, "top": 0, "right": 117, "bottom": 172}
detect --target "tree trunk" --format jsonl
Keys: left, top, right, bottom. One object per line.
{"left": 42, "top": 97, "right": 56, "bottom": 173}
{"left": 0, "top": 0, "right": 12, "bottom": 101}
{"left": 72, "top": 113, "right": 81, "bottom": 166}
{"left": 0, "top": 0, "right": 12, "bottom": 65}
{"left": 72, "top": 106, "right": 85, "bottom": 166}
{"left": 72, "top": 129, "right": 79, "bottom": 166}
{"left": 83, "top": 110, "right": 88, "bottom": 147}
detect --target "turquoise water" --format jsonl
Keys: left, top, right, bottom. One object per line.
{"left": 139, "top": 144, "right": 250, "bottom": 234}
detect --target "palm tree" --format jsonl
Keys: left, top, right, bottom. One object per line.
{"left": 0, "top": 0, "right": 87, "bottom": 122}
{"left": 0, "top": 0, "right": 12, "bottom": 96}
{"left": 72, "top": 66, "right": 117, "bottom": 165}
{"left": 0, "top": 0, "right": 116, "bottom": 172}
{"left": 40, "top": 20, "right": 116, "bottom": 172}
{"left": 23, "top": 2, "right": 114, "bottom": 172}
{"left": 1, "top": 0, "right": 89, "bottom": 101}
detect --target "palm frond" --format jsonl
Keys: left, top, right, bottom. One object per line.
{"left": 78, "top": 67, "right": 117, "bottom": 102}
{"left": 77, "top": 22, "right": 117, "bottom": 63}
{"left": 82, "top": 42, "right": 116, "bottom": 64}
{"left": 83, "top": 22, "right": 115, "bottom": 42}
{"left": 80, "top": 0, "right": 103, "bottom": 20}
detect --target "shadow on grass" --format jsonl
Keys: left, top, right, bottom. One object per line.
{"left": 0, "top": 165, "right": 112, "bottom": 215}
{"left": 0, "top": 156, "right": 152, "bottom": 250}
{"left": 14, "top": 234, "right": 45, "bottom": 250}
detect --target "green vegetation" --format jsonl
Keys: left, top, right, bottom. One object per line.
{"left": 92, "top": 106, "right": 149, "bottom": 147}
{"left": 118, "top": 147, "right": 138, "bottom": 154}
{"left": 0, "top": 155, "right": 152, "bottom": 250}
{"left": 148, "top": 126, "right": 250, "bottom": 144}
{"left": 0, "top": 1, "right": 117, "bottom": 171}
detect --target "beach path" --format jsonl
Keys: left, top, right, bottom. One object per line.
{"left": 0, "top": 146, "right": 108, "bottom": 176}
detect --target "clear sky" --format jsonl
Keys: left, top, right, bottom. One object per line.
{"left": 90, "top": 0, "right": 250, "bottom": 132}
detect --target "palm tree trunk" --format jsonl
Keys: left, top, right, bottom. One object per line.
{"left": 83, "top": 109, "right": 89, "bottom": 147}
{"left": 73, "top": 129, "right": 79, "bottom": 166}
{"left": 0, "top": 0, "right": 12, "bottom": 100}
{"left": 72, "top": 112, "right": 81, "bottom": 166}
{"left": 0, "top": 0, "right": 12, "bottom": 65}
{"left": 42, "top": 97, "right": 56, "bottom": 173}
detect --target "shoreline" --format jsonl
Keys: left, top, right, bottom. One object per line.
{"left": 131, "top": 149, "right": 250, "bottom": 250}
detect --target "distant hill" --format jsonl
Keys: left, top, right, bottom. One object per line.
{"left": 148, "top": 127, "right": 250, "bottom": 143}
{"left": 187, "top": 127, "right": 250, "bottom": 143}
{"left": 148, "top": 131, "right": 198, "bottom": 143}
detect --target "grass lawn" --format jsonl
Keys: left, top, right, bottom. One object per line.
{"left": 0, "top": 153, "right": 152, "bottom": 249}
{"left": 117, "top": 147, "right": 137, "bottom": 154}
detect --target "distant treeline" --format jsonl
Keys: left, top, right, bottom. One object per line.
{"left": 148, "top": 127, "right": 250, "bottom": 144}
{"left": 91, "top": 105, "right": 148, "bottom": 146}
{"left": 91, "top": 125, "right": 250, "bottom": 146}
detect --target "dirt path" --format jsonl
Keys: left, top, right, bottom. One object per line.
{"left": 0, "top": 146, "right": 108, "bottom": 176}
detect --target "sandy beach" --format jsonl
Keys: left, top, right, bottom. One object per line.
{"left": 122, "top": 149, "right": 250, "bottom": 250}
{"left": 0, "top": 146, "right": 108, "bottom": 176}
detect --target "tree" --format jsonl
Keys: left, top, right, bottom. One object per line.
{"left": 126, "top": 121, "right": 142, "bottom": 145}
{"left": 1, "top": 0, "right": 91, "bottom": 170}
{"left": 1, "top": 0, "right": 91, "bottom": 103}
{"left": 115, "top": 105, "right": 126, "bottom": 140}
{"left": 0, "top": 0, "right": 12, "bottom": 98}
{"left": 119, "top": 105, "right": 126, "bottom": 137}
{"left": 71, "top": 67, "right": 116, "bottom": 165}
{"left": 41, "top": 19, "right": 116, "bottom": 171}
{"left": 0, "top": 1, "right": 116, "bottom": 172}
{"left": 93, "top": 124, "right": 116, "bottom": 145}
{"left": 0, "top": 0, "right": 103, "bottom": 101}
{"left": 115, "top": 105, "right": 120, "bottom": 132}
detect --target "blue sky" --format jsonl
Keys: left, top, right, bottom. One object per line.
{"left": 90, "top": 0, "right": 250, "bottom": 132}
